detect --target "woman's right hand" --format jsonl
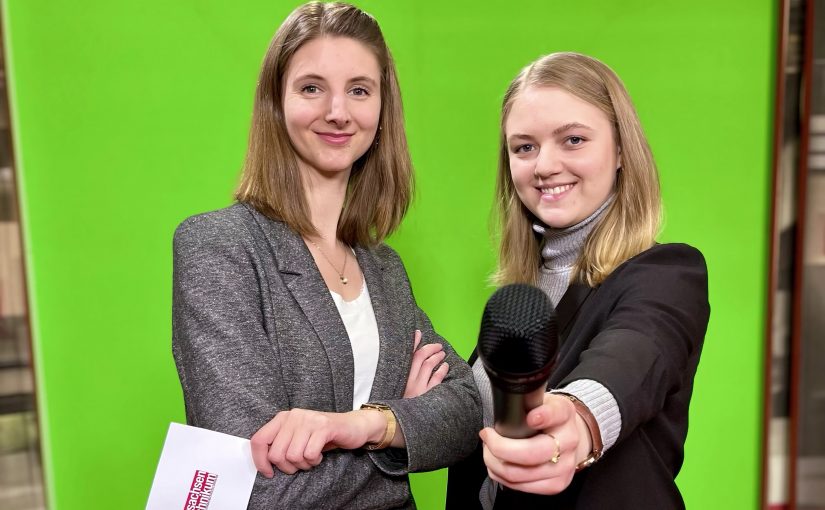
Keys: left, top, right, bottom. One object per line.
{"left": 403, "top": 329, "right": 449, "bottom": 398}
{"left": 479, "top": 393, "right": 591, "bottom": 495}
{"left": 250, "top": 407, "right": 387, "bottom": 477}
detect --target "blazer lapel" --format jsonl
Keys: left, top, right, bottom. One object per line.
{"left": 249, "top": 210, "right": 355, "bottom": 412}
{"left": 556, "top": 282, "right": 594, "bottom": 341}
{"left": 354, "top": 245, "right": 412, "bottom": 401}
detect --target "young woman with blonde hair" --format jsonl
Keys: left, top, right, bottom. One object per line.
{"left": 448, "top": 52, "right": 709, "bottom": 509}
{"left": 172, "top": 3, "right": 480, "bottom": 508}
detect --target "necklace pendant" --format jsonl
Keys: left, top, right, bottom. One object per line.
{"left": 340, "top": 276, "right": 348, "bottom": 285}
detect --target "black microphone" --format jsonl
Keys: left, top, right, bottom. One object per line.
{"left": 477, "top": 284, "right": 558, "bottom": 439}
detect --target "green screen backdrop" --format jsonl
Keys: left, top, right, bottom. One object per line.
{"left": 3, "top": 0, "right": 774, "bottom": 508}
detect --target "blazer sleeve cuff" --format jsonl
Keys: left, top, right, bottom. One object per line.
{"left": 366, "top": 447, "right": 409, "bottom": 476}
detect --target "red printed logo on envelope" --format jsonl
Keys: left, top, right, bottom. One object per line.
{"left": 183, "top": 469, "right": 218, "bottom": 510}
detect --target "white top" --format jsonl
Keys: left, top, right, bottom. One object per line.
{"left": 329, "top": 281, "right": 380, "bottom": 410}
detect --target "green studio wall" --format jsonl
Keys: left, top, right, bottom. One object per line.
{"left": 2, "top": 0, "right": 773, "bottom": 508}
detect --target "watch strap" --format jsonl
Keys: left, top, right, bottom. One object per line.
{"left": 561, "top": 393, "right": 603, "bottom": 471}
{"left": 360, "top": 403, "right": 397, "bottom": 450}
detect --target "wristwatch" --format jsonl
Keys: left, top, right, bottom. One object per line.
{"left": 360, "top": 403, "right": 397, "bottom": 450}
{"left": 561, "top": 394, "right": 604, "bottom": 471}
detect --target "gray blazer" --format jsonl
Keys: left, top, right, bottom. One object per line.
{"left": 172, "top": 203, "right": 481, "bottom": 509}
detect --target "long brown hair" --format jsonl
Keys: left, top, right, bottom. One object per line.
{"left": 495, "top": 52, "right": 661, "bottom": 287}
{"left": 235, "top": 2, "right": 413, "bottom": 246}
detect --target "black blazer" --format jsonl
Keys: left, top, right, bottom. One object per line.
{"left": 447, "top": 243, "right": 710, "bottom": 510}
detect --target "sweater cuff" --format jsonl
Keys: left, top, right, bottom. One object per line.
{"left": 551, "top": 379, "right": 622, "bottom": 452}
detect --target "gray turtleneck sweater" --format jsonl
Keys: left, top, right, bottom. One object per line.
{"left": 472, "top": 197, "right": 622, "bottom": 509}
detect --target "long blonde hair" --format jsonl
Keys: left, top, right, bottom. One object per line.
{"left": 495, "top": 52, "right": 661, "bottom": 287}
{"left": 235, "top": 2, "right": 413, "bottom": 246}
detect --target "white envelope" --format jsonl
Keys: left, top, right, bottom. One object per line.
{"left": 146, "top": 422, "right": 257, "bottom": 510}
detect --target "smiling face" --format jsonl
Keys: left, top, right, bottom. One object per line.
{"left": 506, "top": 86, "right": 620, "bottom": 228}
{"left": 282, "top": 36, "right": 382, "bottom": 179}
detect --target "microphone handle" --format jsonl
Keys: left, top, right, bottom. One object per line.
{"left": 492, "top": 384, "right": 547, "bottom": 439}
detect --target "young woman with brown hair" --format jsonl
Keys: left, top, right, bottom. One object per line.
{"left": 172, "top": 3, "right": 480, "bottom": 508}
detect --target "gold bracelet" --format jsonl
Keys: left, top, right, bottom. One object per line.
{"left": 360, "top": 403, "right": 397, "bottom": 450}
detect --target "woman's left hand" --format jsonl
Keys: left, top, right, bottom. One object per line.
{"left": 403, "top": 329, "right": 449, "bottom": 398}
{"left": 250, "top": 408, "right": 385, "bottom": 477}
{"left": 479, "top": 393, "right": 591, "bottom": 495}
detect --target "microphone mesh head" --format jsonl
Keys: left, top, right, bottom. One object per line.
{"left": 477, "top": 284, "right": 558, "bottom": 381}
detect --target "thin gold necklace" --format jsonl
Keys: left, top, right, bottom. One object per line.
{"left": 307, "top": 238, "right": 349, "bottom": 285}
